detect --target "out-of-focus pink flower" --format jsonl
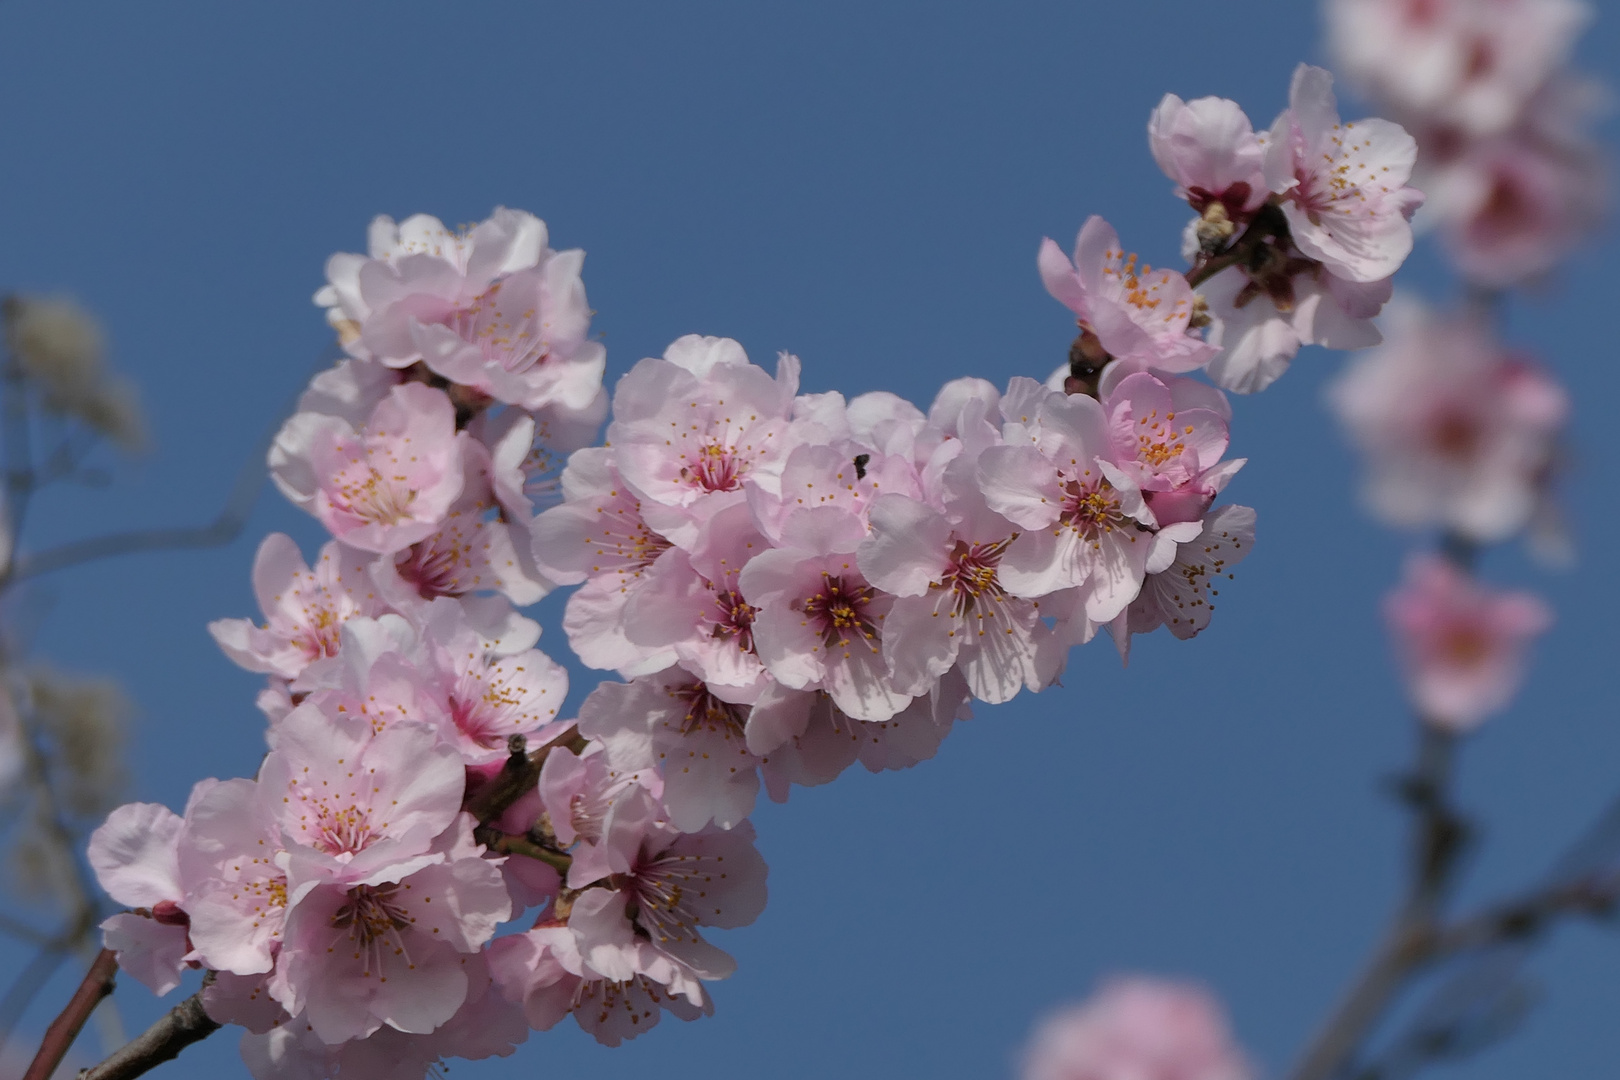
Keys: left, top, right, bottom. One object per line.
{"left": 1418, "top": 88, "right": 1607, "bottom": 287}
{"left": 1265, "top": 65, "right": 1424, "bottom": 284}
{"left": 315, "top": 208, "right": 606, "bottom": 413}
{"left": 1328, "top": 300, "right": 1568, "bottom": 543}
{"left": 1148, "top": 95, "right": 1268, "bottom": 217}
{"left": 1021, "top": 976, "right": 1255, "bottom": 1080}
{"left": 1039, "top": 216, "right": 1217, "bottom": 375}
{"left": 1326, "top": 0, "right": 1592, "bottom": 137}
{"left": 1384, "top": 554, "right": 1551, "bottom": 732}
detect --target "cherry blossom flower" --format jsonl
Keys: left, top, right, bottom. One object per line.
{"left": 486, "top": 924, "right": 709, "bottom": 1047}
{"left": 270, "top": 383, "right": 467, "bottom": 555}
{"left": 1108, "top": 505, "right": 1257, "bottom": 661}
{"left": 208, "top": 534, "right": 385, "bottom": 681}
{"left": 1326, "top": 0, "right": 1591, "bottom": 137}
{"left": 1384, "top": 554, "right": 1552, "bottom": 732}
{"left": 1039, "top": 216, "right": 1217, "bottom": 375}
{"left": 179, "top": 777, "right": 289, "bottom": 978}
{"left": 608, "top": 336, "right": 798, "bottom": 546}
{"left": 739, "top": 513, "right": 914, "bottom": 723}
{"left": 88, "top": 800, "right": 192, "bottom": 995}
{"left": 532, "top": 448, "right": 679, "bottom": 676}
{"left": 1264, "top": 64, "right": 1424, "bottom": 284}
{"left": 1149, "top": 95, "right": 1268, "bottom": 226}
{"left": 565, "top": 818, "right": 767, "bottom": 979}
{"left": 577, "top": 669, "right": 761, "bottom": 833}
{"left": 1327, "top": 301, "right": 1568, "bottom": 543}
{"left": 977, "top": 388, "right": 1157, "bottom": 621}
{"left": 315, "top": 208, "right": 607, "bottom": 413}
{"left": 1021, "top": 976, "right": 1255, "bottom": 1080}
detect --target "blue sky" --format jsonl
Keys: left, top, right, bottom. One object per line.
{"left": 0, "top": 2, "right": 1616, "bottom": 1078}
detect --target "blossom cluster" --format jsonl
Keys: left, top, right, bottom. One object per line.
{"left": 1328, "top": 0, "right": 1606, "bottom": 285}
{"left": 76, "top": 57, "right": 1431, "bottom": 1080}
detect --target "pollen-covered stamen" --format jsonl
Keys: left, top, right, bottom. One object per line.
{"left": 521, "top": 437, "right": 565, "bottom": 507}
{"left": 624, "top": 846, "right": 728, "bottom": 951}
{"left": 291, "top": 603, "right": 344, "bottom": 662}
{"left": 444, "top": 280, "right": 552, "bottom": 375}
{"left": 670, "top": 682, "right": 747, "bottom": 739}
{"left": 572, "top": 974, "right": 670, "bottom": 1028}
{"left": 1135, "top": 410, "right": 1190, "bottom": 469}
{"left": 705, "top": 586, "right": 757, "bottom": 654}
{"left": 331, "top": 463, "right": 420, "bottom": 526}
{"left": 678, "top": 441, "right": 746, "bottom": 493}
{"left": 287, "top": 771, "right": 385, "bottom": 857}
{"left": 583, "top": 493, "right": 672, "bottom": 573}
{"left": 936, "top": 538, "right": 1012, "bottom": 617}
{"left": 1102, "top": 248, "right": 1192, "bottom": 323}
{"left": 800, "top": 574, "right": 881, "bottom": 650}
{"left": 450, "top": 664, "right": 545, "bottom": 750}
{"left": 1058, "top": 471, "right": 1133, "bottom": 543}
{"left": 394, "top": 525, "right": 472, "bottom": 598}
{"left": 331, "top": 883, "right": 415, "bottom": 976}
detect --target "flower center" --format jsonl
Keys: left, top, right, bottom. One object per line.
{"left": 679, "top": 441, "right": 745, "bottom": 493}
{"left": 445, "top": 281, "right": 551, "bottom": 375}
{"left": 1059, "top": 473, "right": 1130, "bottom": 541}
{"left": 800, "top": 574, "right": 880, "bottom": 647}
{"left": 330, "top": 883, "right": 412, "bottom": 949}
{"left": 671, "top": 682, "right": 747, "bottom": 738}
{"left": 937, "top": 539, "right": 1012, "bottom": 615}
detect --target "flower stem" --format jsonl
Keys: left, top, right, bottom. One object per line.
{"left": 21, "top": 948, "right": 117, "bottom": 1080}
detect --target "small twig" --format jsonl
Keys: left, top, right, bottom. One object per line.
{"left": 1430, "top": 874, "right": 1619, "bottom": 959}
{"left": 1289, "top": 730, "right": 1469, "bottom": 1080}
{"left": 79, "top": 988, "right": 219, "bottom": 1080}
{"left": 473, "top": 826, "right": 573, "bottom": 874}
{"left": 20, "top": 948, "right": 116, "bottom": 1080}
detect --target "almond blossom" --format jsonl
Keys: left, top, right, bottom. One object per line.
{"left": 1039, "top": 216, "right": 1217, "bottom": 375}
{"left": 1264, "top": 64, "right": 1424, "bottom": 284}
{"left": 1384, "top": 554, "right": 1552, "bottom": 732}
{"left": 1327, "top": 300, "right": 1568, "bottom": 543}
{"left": 316, "top": 208, "right": 606, "bottom": 412}
{"left": 270, "top": 383, "right": 467, "bottom": 555}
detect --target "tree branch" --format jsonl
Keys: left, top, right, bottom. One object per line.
{"left": 79, "top": 989, "right": 219, "bottom": 1080}
{"left": 1288, "top": 729, "right": 1469, "bottom": 1080}
{"left": 21, "top": 948, "right": 116, "bottom": 1080}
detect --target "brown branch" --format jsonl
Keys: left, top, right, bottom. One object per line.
{"left": 1430, "top": 875, "right": 1619, "bottom": 958}
{"left": 461, "top": 725, "right": 582, "bottom": 824}
{"left": 1289, "top": 730, "right": 1469, "bottom": 1080}
{"left": 21, "top": 949, "right": 116, "bottom": 1080}
{"left": 474, "top": 826, "right": 573, "bottom": 874}
{"left": 79, "top": 989, "right": 219, "bottom": 1080}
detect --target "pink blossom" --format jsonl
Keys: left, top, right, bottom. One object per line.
{"left": 608, "top": 336, "right": 798, "bottom": 545}
{"left": 1199, "top": 263, "right": 1392, "bottom": 395}
{"left": 1108, "top": 505, "right": 1257, "bottom": 662}
{"left": 755, "top": 671, "right": 969, "bottom": 802}
{"left": 88, "top": 800, "right": 192, "bottom": 994}
{"left": 267, "top": 814, "right": 510, "bottom": 1044}
{"left": 564, "top": 819, "right": 767, "bottom": 979}
{"left": 977, "top": 388, "right": 1157, "bottom": 621}
{"left": 859, "top": 482, "right": 1055, "bottom": 705}
{"left": 1039, "top": 217, "right": 1216, "bottom": 374}
{"left": 532, "top": 448, "right": 679, "bottom": 676}
{"left": 179, "top": 777, "right": 288, "bottom": 977}
{"left": 1327, "top": 301, "right": 1568, "bottom": 543}
{"left": 1326, "top": 0, "right": 1592, "bottom": 137}
{"left": 486, "top": 924, "right": 709, "bottom": 1047}
{"left": 621, "top": 501, "right": 770, "bottom": 697}
{"left": 739, "top": 513, "right": 914, "bottom": 723}
{"left": 1420, "top": 105, "right": 1607, "bottom": 287}
{"left": 1384, "top": 554, "right": 1552, "bottom": 732}
{"left": 1021, "top": 976, "right": 1255, "bottom": 1080}
{"left": 208, "top": 534, "right": 384, "bottom": 681}
{"left": 576, "top": 669, "right": 761, "bottom": 833}
{"left": 536, "top": 742, "right": 663, "bottom": 885}
{"left": 1148, "top": 95, "right": 1268, "bottom": 216}
{"left": 1264, "top": 64, "right": 1424, "bottom": 284}
{"left": 271, "top": 383, "right": 467, "bottom": 555}
{"left": 373, "top": 434, "right": 552, "bottom": 608}
{"left": 315, "top": 208, "right": 606, "bottom": 412}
